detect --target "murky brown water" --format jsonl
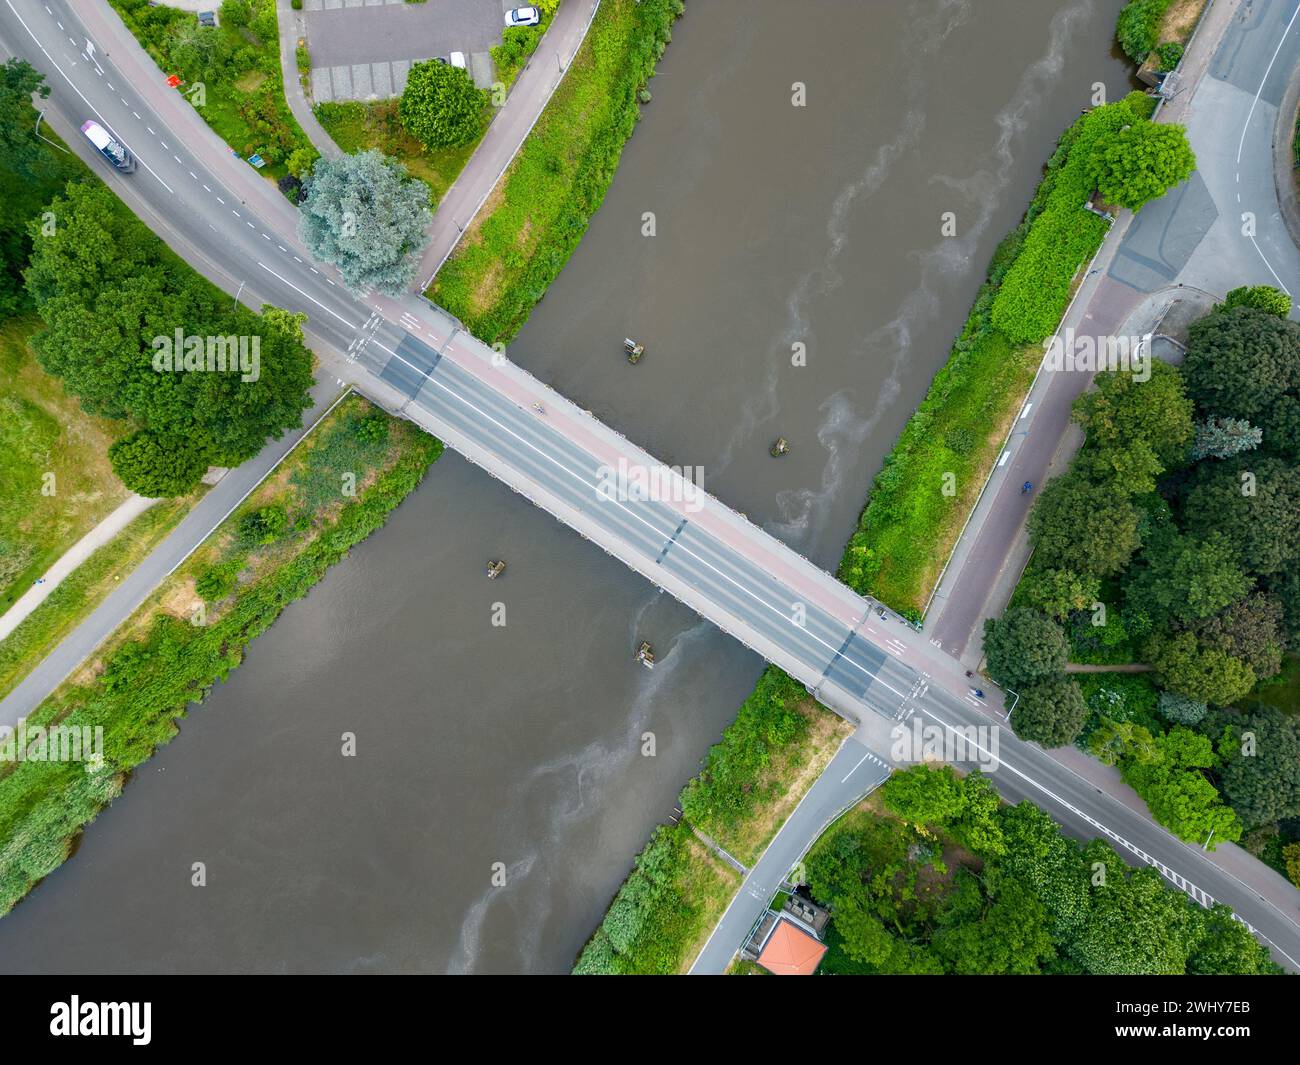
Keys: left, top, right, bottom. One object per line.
{"left": 0, "top": 0, "right": 1135, "bottom": 973}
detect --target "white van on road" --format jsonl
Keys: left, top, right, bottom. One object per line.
{"left": 80, "top": 120, "right": 136, "bottom": 173}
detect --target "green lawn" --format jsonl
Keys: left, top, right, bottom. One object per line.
{"left": 0, "top": 493, "right": 194, "bottom": 700}
{"left": 429, "top": 0, "right": 682, "bottom": 344}
{"left": 314, "top": 100, "right": 483, "bottom": 207}
{"left": 0, "top": 318, "right": 130, "bottom": 613}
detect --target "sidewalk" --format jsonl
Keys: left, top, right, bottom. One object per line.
{"left": 275, "top": 0, "right": 343, "bottom": 161}
{"left": 415, "top": 0, "right": 601, "bottom": 286}
{"left": 0, "top": 494, "right": 156, "bottom": 643}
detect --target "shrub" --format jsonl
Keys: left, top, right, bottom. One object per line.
{"left": 237, "top": 504, "right": 289, "bottom": 546}
{"left": 1221, "top": 284, "right": 1292, "bottom": 318}
{"left": 1086, "top": 120, "right": 1195, "bottom": 211}
{"left": 108, "top": 429, "right": 208, "bottom": 498}
{"left": 1116, "top": 0, "right": 1172, "bottom": 63}
{"left": 399, "top": 60, "right": 487, "bottom": 149}
{"left": 1157, "top": 691, "right": 1207, "bottom": 725}
{"left": 1155, "top": 41, "right": 1183, "bottom": 71}
{"left": 195, "top": 559, "right": 241, "bottom": 602}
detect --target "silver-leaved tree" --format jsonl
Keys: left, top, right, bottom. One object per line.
{"left": 298, "top": 150, "right": 431, "bottom": 296}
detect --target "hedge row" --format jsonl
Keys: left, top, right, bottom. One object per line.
{"left": 991, "top": 92, "right": 1156, "bottom": 344}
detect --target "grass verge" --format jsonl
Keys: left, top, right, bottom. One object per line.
{"left": 0, "top": 395, "right": 441, "bottom": 916}
{"left": 0, "top": 493, "right": 196, "bottom": 700}
{"left": 0, "top": 318, "right": 129, "bottom": 612}
{"left": 838, "top": 92, "right": 1157, "bottom": 619}
{"left": 572, "top": 668, "right": 853, "bottom": 974}
{"left": 428, "top": 0, "right": 682, "bottom": 344}
{"left": 314, "top": 100, "right": 483, "bottom": 207}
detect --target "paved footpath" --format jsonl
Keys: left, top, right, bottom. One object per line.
{"left": 0, "top": 494, "right": 155, "bottom": 643}
{"left": 415, "top": 0, "right": 601, "bottom": 286}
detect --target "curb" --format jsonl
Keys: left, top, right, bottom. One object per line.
{"left": 1273, "top": 52, "right": 1300, "bottom": 257}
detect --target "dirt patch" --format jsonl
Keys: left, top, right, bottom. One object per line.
{"left": 1160, "top": 0, "right": 1206, "bottom": 44}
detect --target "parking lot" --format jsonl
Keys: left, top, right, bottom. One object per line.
{"left": 305, "top": 0, "right": 514, "bottom": 101}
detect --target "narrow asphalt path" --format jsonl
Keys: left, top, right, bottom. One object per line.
{"left": 275, "top": 0, "right": 343, "bottom": 161}
{"left": 415, "top": 0, "right": 601, "bottom": 286}
{"left": 0, "top": 492, "right": 155, "bottom": 643}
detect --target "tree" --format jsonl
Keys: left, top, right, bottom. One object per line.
{"left": 108, "top": 429, "right": 209, "bottom": 497}
{"left": 298, "top": 150, "right": 431, "bottom": 295}
{"left": 25, "top": 182, "right": 313, "bottom": 483}
{"left": 1145, "top": 630, "right": 1255, "bottom": 706}
{"left": 399, "top": 60, "right": 486, "bottom": 149}
{"left": 1121, "top": 727, "right": 1242, "bottom": 846}
{"left": 997, "top": 802, "right": 1091, "bottom": 943}
{"left": 1187, "top": 903, "right": 1281, "bottom": 974}
{"left": 1072, "top": 362, "right": 1193, "bottom": 493}
{"left": 1182, "top": 456, "right": 1300, "bottom": 577}
{"left": 931, "top": 875, "right": 1056, "bottom": 975}
{"left": 1012, "top": 675, "right": 1088, "bottom": 748}
{"left": 1073, "top": 860, "right": 1197, "bottom": 974}
{"left": 1183, "top": 307, "right": 1300, "bottom": 422}
{"left": 1181, "top": 592, "right": 1285, "bottom": 681}
{"left": 1215, "top": 706, "right": 1300, "bottom": 828}
{"left": 1115, "top": 0, "right": 1167, "bottom": 62}
{"left": 1088, "top": 717, "right": 1160, "bottom": 767}
{"left": 1123, "top": 531, "right": 1251, "bottom": 626}
{"left": 833, "top": 894, "right": 897, "bottom": 968}
{"left": 1157, "top": 691, "right": 1207, "bottom": 726}
{"left": 881, "top": 764, "right": 966, "bottom": 826}
{"left": 1190, "top": 414, "right": 1262, "bottom": 460}
{"left": 982, "top": 608, "right": 1069, "bottom": 689}
{"left": 1087, "top": 120, "right": 1195, "bottom": 211}
{"left": 0, "top": 58, "right": 80, "bottom": 316}
{"left": 1027, "top": 474, "right": 1140, "bottom": 576}
{"left": 1222, "top": 284, "right": 1292, "bottom": 318}
{"left": 1017, "top": 567, "right": 1100, "bottom": 621}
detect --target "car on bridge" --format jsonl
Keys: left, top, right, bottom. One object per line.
{"left": 80, "top": 120, "right": 135, "bottom": 173}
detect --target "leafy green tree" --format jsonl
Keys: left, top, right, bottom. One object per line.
{"left": 1122, "top": 727, "right": 1241, "bottom": 846}
{"left": 1012, "top": 675, "right": 1088, "bottom": 748}
{"left": 1072, "top": 362, "right": 1192, "bottom": 493}
{"left": 881, "top": 764, "right": 966, "bottom": 825}
{"left": 1182, "top": 455, "right": 1300, "bottom": 577}
{"left": 399, "top": 60, "right": 487, "bottom": 149}
{"left": 0, "top": 58, "right": 81, "bottom": 316}
{"left": 1027, "top": 474, "right": 1141, "bottom": 577}
{"left": 1087, "top": 120, "right": 1195, "bottom": 211}
{"left": 1187, "top": 903, "right": 1281, "bottom": 974}
{"left": 1222, "top": 284, "right": 1292, "bottom": 318}
{"left": 997, "top": 802, "right": 1091, "bottom": 943}
{"left": 298, "top": 150, "right": 431, "bottom": 295}
{"left": 237, "top": 504, "right": 289, "bottom": 546}
{"left": 1072, "top": 858, "right": 1197, "bottom": 974}
{"left": 1123, "top": 531, "right": 1251, "bottom": 626}
{"left": 982, "top": 608, "right": 1069, "bottom": 689}
{"left": 1145, "top": 629, "right": 1256, "bottom": 706}
{"left": 1183, "top": 307, "right": 1300, "bottom": 422}
{"left": 108, "top": 429, "right": 209, "bottom": 497}
{"left": 833, "top": 894, "right": 897, "bottom": 968}
{"left": 1017, "top": 567, "right": 1100, "bottom": 621}
{"left": 1088, "top": 717, "right": 1160, "bottom": 767}
{"left": 1115, "top": 0, "right": 1170, "bottom": 62}
{"left": 932, "top": 874, "right": 1056, "bottom": 975}
{"left": 1191, "top": 414, "right": 1262, "bottom": 460}
{"left": 1181, "top": 592, "right": 1285, "bottom": 681}
{"left": 1215, "top": 706, "right": 1300, "bottom": 828}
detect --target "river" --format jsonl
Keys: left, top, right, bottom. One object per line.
{"left": 0, "top": 0, "right": 1135, "bottom": 973}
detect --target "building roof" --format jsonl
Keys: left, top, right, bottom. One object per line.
{"left": 756, "top": 917, "right": 827, "bottom": 976}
